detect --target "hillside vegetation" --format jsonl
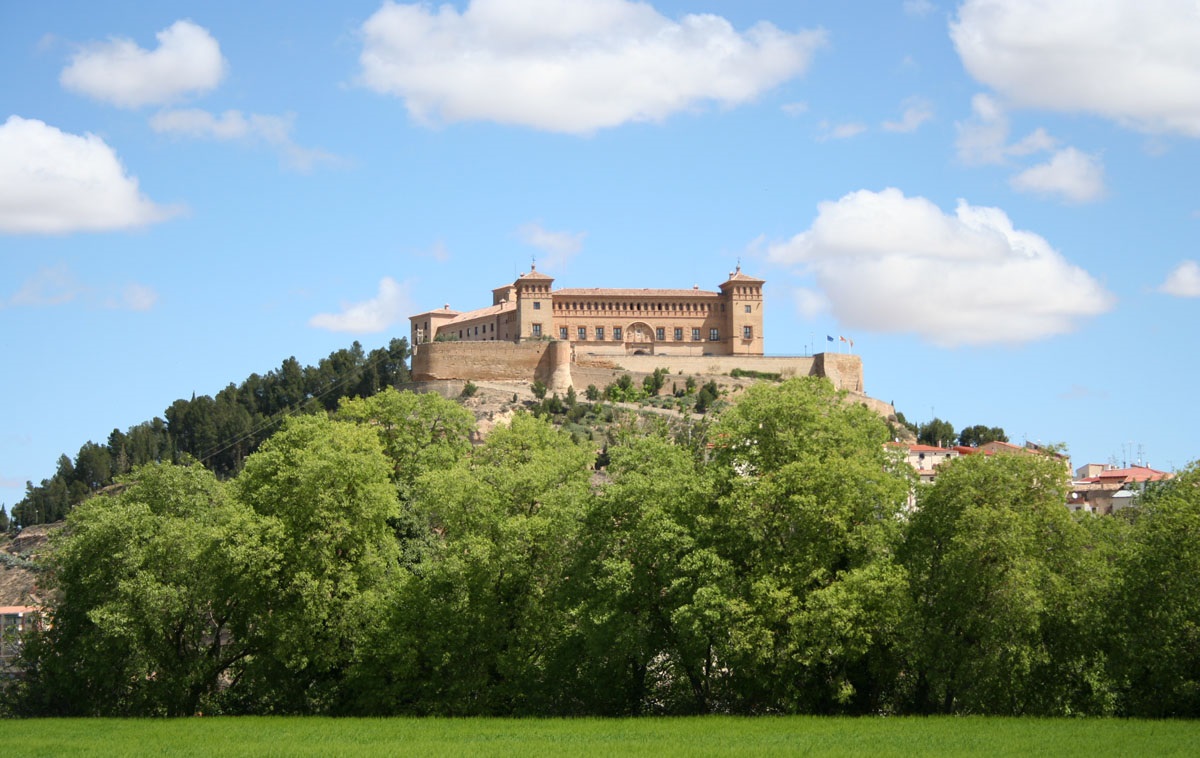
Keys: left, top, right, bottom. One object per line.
{"left": 5, "top": 339, "right": 411, "bottom": 529}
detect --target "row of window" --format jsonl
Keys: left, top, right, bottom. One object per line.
{"left": 536, "top": 301, "right": 755, "bottom": 315}
{"left": 548, "top": 300, "right": 723, "bottom": 313}
{"left": 457, "top": 322, "right": 497, "bottom": 339}
{"left": 541, "top": 325, "right": 753, "bottom": 342}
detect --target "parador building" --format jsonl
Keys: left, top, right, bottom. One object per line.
{"left": 407, "top": 265, "right": 877, "bottom": 412}
{"left": 409, "top": 264, "right": 765, "bottom": 356}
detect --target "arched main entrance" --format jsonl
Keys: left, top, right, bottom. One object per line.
{"left": 624, "top": 322, "right": 654, "bottom": 355}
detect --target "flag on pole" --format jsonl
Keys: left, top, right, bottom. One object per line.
{"left": 839, "top": 335, "right": 847, "bottom": 343}
{"left": 826, "top": 335, "right": 834, "bottom": 342}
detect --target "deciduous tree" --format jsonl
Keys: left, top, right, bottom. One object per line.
{"left": 707, "top": 377, "right": 911, "bottom": 713}
{"left": 900, "top": 450, "right": 1111, "bottom": 715}
{"left": 1110, "top": 462, "right": 1200, "bottom": 716}
{"left": 232, "top": 414, "right": 400, "bottom": 712}
{"left": 8, "top": 464, "right": 262, "bottom": 716}
{"left": 353, "top": 413, "right": 591, "bottom": 715}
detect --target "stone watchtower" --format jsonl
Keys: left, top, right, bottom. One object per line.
{"left": 720, "top": 266, "right": 765, "bottom": 356}
{"left": 513, "top": 265, "right": 554, "bottom": 341}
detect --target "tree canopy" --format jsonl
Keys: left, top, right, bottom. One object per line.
{"left": 5, "top": 379, "right": 1198, "bottom": 719}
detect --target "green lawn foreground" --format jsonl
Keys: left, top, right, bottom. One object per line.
{"left": 3, "top": 716, "right": 1199, "bottom": 757}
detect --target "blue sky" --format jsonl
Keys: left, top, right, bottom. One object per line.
{"left": 3, "top": 0, "right": 1199, "bottom": 508}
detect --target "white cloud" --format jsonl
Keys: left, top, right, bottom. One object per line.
{"left": 792, "top": 287, "right": 828, "bottom": 319}
{"left": 952, "top": 0, "right": 1200, "bottom": 137}
{"left": 358, "top": 0, "right": 826, "bottom": 134}
{"left": 517, "top": 222, "right": 586, "bottom": 269}
{"left": 7, "top": 263, "right": 159, "bottom": 311}
{"left": 151, "top": 108, "right": 251, "bottom": 139}
{"left": 955, "top": 95, "right": 1102, "bottom": 202}
{"left": 8, "top": 264, "right": 82, "bottom": 307}
{"left": 60, "top": 20, "right": 226, "bottom": 108}
{"left": 817, "top": 120, "right": 867, "bottom": 141}
{"left": 955, "top": 93, "right": 1008, "bottom": 165}
{"left": 955, "top": 93, "right": 1059, "bottom": 165}
{"left": 781, "top": 101, "right": 809, "bottom": 117}
{"left": 0, "top": 116, "right": 178, "bottom": 234}
{"left": 309, "top": 277, "right": 413, "bottom": 333}
{"left": 1010, "top": 147, "right": 1106, "bottom": 203}
{"left": 1160, "top": 260, "right": 1200, "bottom": 297}
{"left": 108, "top": 283, "right": 159, "bottom": 311}
{"left": 1006, "top": 127, "right": 1057, "bottom": 157}
{"left": 150, "top": 109, "right": 338, "bottom": 172}
{"left": 766, "top": 188, "right": 1114, "bottom": 346}
{"left": 882, "top": 97, "right": 933, "bottom": 133}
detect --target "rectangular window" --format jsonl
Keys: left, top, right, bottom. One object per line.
{"left": 674, "top": 327, "right": 683, "bottom": 341}
{"left": 596, "top": 326, "right": 605, "bottom": 340}
{"left": 533, "top": 301, "right": 541, "bottom": 310}
{"left": 559, "top": 326, "right": 568, "bottom": 340}
{"left": 656, "top": 327, "right": 665, "bottom": 341}
{"left": 744, "top": 304, "right": 752, "bottom": 313}
{"left": 743, "top": 325, "right": 753, "bottom": 339}
{"left": 692, "top": 328, "right": 700, "bottom": 341}
{"left": 532, "top": 323, "right": 541, "bottom": 337}
{"left": 614, "top": 326, "right": 623, "bottom": 341}
{"left": 578, "top": 326, "right": 587, "bottom": 340}
{"left": 710, "top": 328, "right": 719, "bottom": 341}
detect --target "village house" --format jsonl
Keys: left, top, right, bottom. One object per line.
{"left": 1068, "top": 463, "right": 1173, "bottom": 515}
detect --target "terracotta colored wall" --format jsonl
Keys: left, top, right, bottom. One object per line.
{"left": 411, "top": 340, "right": 571, "bottom": 389}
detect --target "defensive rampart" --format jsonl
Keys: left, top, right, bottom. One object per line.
{"left": 412, "top": 341, "right": 865, "bottom": 395}
{"left": 411, "top": 340, "right": 573, "bottom": 392}
{"left": 598, "top": 352, "right": 864, "bottom": 394}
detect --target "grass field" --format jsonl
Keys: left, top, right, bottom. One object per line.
{"left": 4, "top": 716, "right": 1200, "bottom": 757}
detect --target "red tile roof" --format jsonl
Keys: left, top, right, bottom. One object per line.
{"left": 442, "top": 301, "right": 515, "bottom": 325}
{"left": 907, "top": 444, "right": 955, "bottom": 453}
{"left": 1087, "top": 466, "right": 1172, "bottom": 484}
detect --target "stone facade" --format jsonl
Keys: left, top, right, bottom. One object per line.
{"left": 409, "top": 265, "right": 765, "bottom": 357}
{"left": 411, "top": 339, "right": 575, "bottom": 393}
{"left": 406, "top": 266, "right": 885, "bottom": 408}
{"left": 411, "top": 339, "right": 870, "bottom": 398}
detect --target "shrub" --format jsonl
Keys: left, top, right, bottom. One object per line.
{"left": 730, "top": 368, "right": 782, "bottom": 381}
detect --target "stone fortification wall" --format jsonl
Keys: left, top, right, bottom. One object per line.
{"left": 413, "top": 342, "right": 866, "bottom": 396}
{"left": 596, "top": 353, "right": 864, "bottom": 394}
{"left": 396, "top": 380, "right": 468, "bottom": 399}
{"left": 848, "top": 393, "right": 895, "bottom": 420}
{"left": 812, "top": 353, "right": 865, "bottom": 394}
{"left": 412, "top": 341, "right": 572, "bottom": 392}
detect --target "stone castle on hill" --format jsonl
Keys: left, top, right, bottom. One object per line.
{"left": 407, "top": 266, "right": 880, "bottom": 413}
{"left": 410, "top": 264, "right": 765, "bottom": 357}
